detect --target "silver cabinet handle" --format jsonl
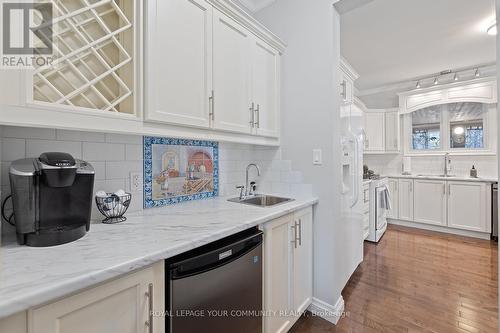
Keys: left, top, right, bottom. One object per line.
{"left": 410, "top": 182, "right": 413, "bottom": 192}
{"left": 298, "top": 219, "right": 302, "bottom": 246}
{"left": 448, "top": 184, "right": 451, "bottom": 195}
{"left": 209, "top": 90, "right": 215, "bottom": 121}
{"left": 145, "top": 283, "right": 153, "bottom": 333}
{"left": 443, "top": 184, "right": 445, "bottom": 196}
{"left": 249, "top": 102, "right": 255, "bottom": 127}
{"left": 255, "top": 104, "right": 260, "bottom": 128}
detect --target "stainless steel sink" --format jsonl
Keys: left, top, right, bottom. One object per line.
{"left": 228, "top": 195, "right": 294, "bottom": 207}
{"left": 416, "top": 174, "right": 456, "bottom": 178}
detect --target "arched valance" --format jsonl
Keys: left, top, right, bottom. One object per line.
{"left": 398, "top": 78, "right": 497, "bottom": 115}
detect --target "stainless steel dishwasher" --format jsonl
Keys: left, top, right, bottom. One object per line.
{"left": 166, "top": 227, "right": 263, "bottom": 333}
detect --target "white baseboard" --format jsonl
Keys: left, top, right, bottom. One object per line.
{"left": 388, "top": 219, "right": 491, "bottom": 240}
{"left": 307, "top": 296, "right": 345, "bottom": 325}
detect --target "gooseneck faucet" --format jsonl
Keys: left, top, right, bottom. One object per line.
{"left": 245, "top": 163, "right": 261, "bottom": 196}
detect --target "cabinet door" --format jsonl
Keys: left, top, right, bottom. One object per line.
{"left": 0, "top": 312, "right": 26, "bottom": 333}
{"left": 292, "top": 207, "right": 313, "bottom": 316}
{"left": 263, "top": 214, "right": 293, "bottom": 333}
{"left": 29, "top": 263, "right": 164, "bottom": 333}
{"left": 398, "top": 179, "right": 414, "bottom": 220}
{"left": 385, "top": 111, "right": 399, "bottom": 152}
{"left": 145, "top": 0, "right": 212, "bottom": 128}
{"left": 252, "top": 37, "right": 280, "bottom": 138}
{"left": 387, "top": 178, "right": 399, "bottom": 219}
{"left": 363, "top": 112, "right": 385, "bottom": 151}
{"left": 212, "top": 9, "right": 252, "bottom": 134}
{"left": 448, "top": 182, "right": 490, "bottom": 232}
{"left": 414, "top": 179, "right": 447, "bottom": 226}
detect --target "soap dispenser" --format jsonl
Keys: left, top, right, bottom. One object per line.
{"left": 470, "top": 165, "right": 478, "bottom": 178}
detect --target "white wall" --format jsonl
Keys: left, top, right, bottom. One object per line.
{"left": 256, "top": 0, "right": 346, "bottom": 315}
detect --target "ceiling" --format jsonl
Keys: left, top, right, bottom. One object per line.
{"left": 340, "top": 0, "right": 496, "bottom": 92}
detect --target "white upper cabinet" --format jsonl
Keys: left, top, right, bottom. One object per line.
{"left": 339, "top": 58, "right": 358, "bottom": 105}
{"left": 212, "top": 9, "right": 253, "bottom": 134}
{"left": 251, "top": 38, "right": 280, "bottom": 137}
{"left": 363, "top": 112, "right": 385, "bottom": 152}
{"left": 145, "top": 0, "right": 213, "bottom": 128}
{"left": 1, "top": 0, "right": 285, "bottom": 146}
{"left": 385, "top": 111, "right": 400, "bottom": 152}
{"left": 448, "top": 181, "right": 491, "bottom": 232}
{"left": 413, "top": 179, "right": 447, "bottom": 226}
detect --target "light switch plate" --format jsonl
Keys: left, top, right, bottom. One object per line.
{"left": 130, "top": 172, "right": 142, "bottom": 192}
{"left": 313, "top": 149, "right": 322, "bottom": 165}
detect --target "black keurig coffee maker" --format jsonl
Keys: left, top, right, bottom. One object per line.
{"left": 5, "top": 152, "right": 95, "bottom": 247}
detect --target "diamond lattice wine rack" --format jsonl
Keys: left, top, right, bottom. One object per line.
{"left": 31, "top": 0, "right": 136, "bottom": 114}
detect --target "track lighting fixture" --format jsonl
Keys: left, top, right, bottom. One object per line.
{"left": 416, "top": 81, "right": 421, "bottom": 88}
{"left": 474, "top": 68, "right": 480, "bottom": 77}
{"left": 433, "top": 77, "right": 438, "bottom": 85}
{"left": 453, "top": 73, "right": 458, "bottom": 81}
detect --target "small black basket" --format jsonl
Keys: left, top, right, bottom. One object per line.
{"left": 95, "top": 193, "right": 132, "bottom": 224}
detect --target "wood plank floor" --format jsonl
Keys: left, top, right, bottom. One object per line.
{"left": 291, "top": 224, "right": 498, "bottom": 333}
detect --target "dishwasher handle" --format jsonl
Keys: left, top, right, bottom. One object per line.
{"left": 169, "top": 230, "right": 263, "bottom": 280}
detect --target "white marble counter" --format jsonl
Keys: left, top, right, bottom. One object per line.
{"left": 0, "top": 193, "right": 318, "bottom": 319}
{"left": 382, "top": 174, "right": 497, "bottom": 183}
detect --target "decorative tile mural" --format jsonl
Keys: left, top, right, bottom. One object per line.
{"left": 143, "top": 137, "right": 218, "bottom": 208}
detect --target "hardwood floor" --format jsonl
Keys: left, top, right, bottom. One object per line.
{"left": 291, "top": 224, "right": 498, "bottom": 333}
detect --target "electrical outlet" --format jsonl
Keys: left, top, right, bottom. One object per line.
{"left": 130, "top": 172, "right": 142, "bottom": 192}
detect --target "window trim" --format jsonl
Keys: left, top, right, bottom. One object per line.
{"left": 403, "top": 103, "right": 497, "bottom": 156}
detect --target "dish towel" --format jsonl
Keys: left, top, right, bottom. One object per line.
{"left": 380, "top": 185, "right": 392, "bottom": 210}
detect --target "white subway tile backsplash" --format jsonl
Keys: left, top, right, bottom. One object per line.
{"left": 125, "top": 144, "right": 142, "bottom": 161}
{"left": 281, "top": 171, "right": 303, "bottom": 184}
{"left": 1, "top": 127, "right": 311, "bottom": 224}
{"left": 56, "top": 130, "right": 105, "bottom": 142}
{"left": 2, "top": 126, "right": 56, "bottom": 140}
{"left": 83, "top": 142, "right": 125, "bottom": 161}
{"left": 105, "top": 161, "right": 141, "bottom": 180}
{"left": 105, "top": 133, "right": 142, "bottom": 145}
{"left": 88, "top": 161, "right": 106, "bottom": 180}
{"left": 26, "top": 140, "right": 82, "bottom": 159}
{"left": 2, "top": 138, "right": 25, "bottom": 161}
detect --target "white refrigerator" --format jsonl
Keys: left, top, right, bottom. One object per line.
{"left": 339, "top": 102, "right": 365, "bottom": 287}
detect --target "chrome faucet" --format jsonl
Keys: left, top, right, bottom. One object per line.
{"left": 444, "top": 153, "right": 451, "bottom": 176}
{"left": 245, "top": 163, "right": 261, "bottom": 197}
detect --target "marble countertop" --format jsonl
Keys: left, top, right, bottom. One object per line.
{"left": 0, "top": 193, "right": 318, "bottom": 319}
{"left": 382, "top": 174, "right": 497, "bottom": 183}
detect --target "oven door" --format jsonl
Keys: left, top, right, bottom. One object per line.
{"left": 375, "top": 186, "right": 387, "bottom": 231}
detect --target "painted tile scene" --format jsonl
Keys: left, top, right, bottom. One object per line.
{"left": 144, "top": 137, "right": 218, "bottom": 207}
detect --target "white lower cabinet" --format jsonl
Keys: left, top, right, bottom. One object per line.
{"left": 0, "top": 312, "right": 26, "bottom": 333}
{"left": 391, "top": 177, "right": 492, "bottom": 235}
{"left": 387, "top": 178, "right": 399, "bottom": 219}
{"left": 398, "top": 179, "right": 414, "bottom": 221}
{"left": 447, "top": 181, "right": 491, "bottom": 232}
{"left": 263, "top": 207, "right": 313, "bottom": 333}
{"left": 28, "top": 262, "right": 164, "bottom": 333}
{"left": 413, "top": 179, "right": 447, "bottom": 226}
